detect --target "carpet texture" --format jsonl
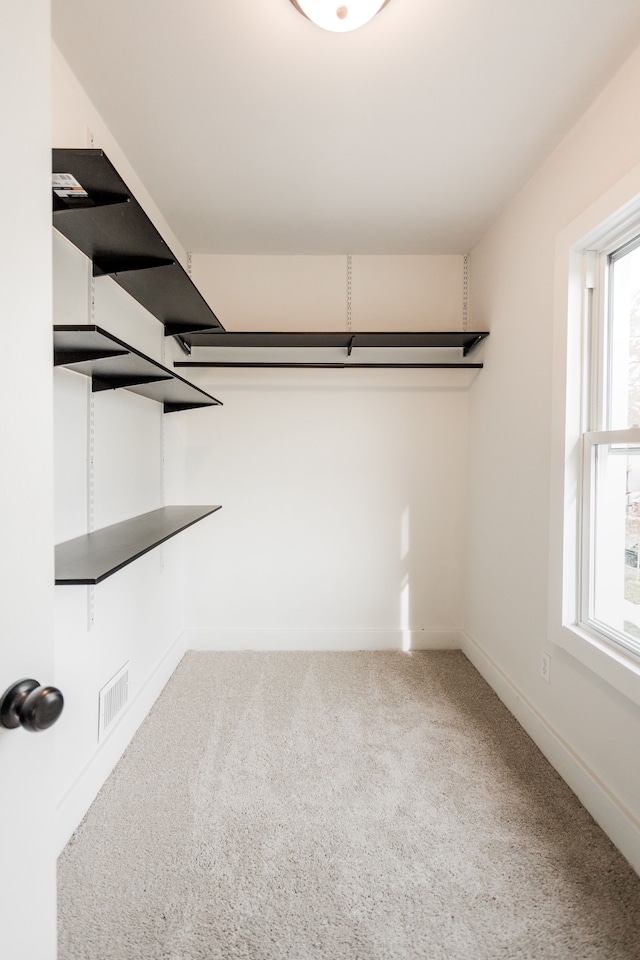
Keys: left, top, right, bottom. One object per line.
{"left": 58, "top": 651, "right": 640, "bottom": 959}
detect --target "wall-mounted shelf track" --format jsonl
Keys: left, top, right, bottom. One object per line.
{"left": 55, "top": 505, "right": 222, "bottom": 585}
{"left": 54, "top": 325, "right": 223, "bottom": 412}
{"left": 176, "top": 330, "right": 489, "bottom": 369}
{"left": 52, "top": 148, "right": 224, "bottom": 337}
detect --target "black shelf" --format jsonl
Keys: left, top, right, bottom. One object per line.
{"left": 54, "top": 325, "right": 223, "bottom": 412}
{"left": 177, "top": 330, "right": 489, "bottom": 368}
{"left": 181, "top": 331, "right": 488, "bottom": 354}
{"left": 52, "top": 149, "right": 224, "bottom": 338}
{"left": 55, "top": 505, "right": 221, "bottom": 585}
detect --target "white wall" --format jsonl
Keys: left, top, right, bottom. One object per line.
{"left": 191, "top": 254, "right": 464, "bottom": 331}
{"left": 51, "top": 47, "right": 198, "bottom": 851}
{"left": 175, "top": 253, "right": 476, "bottom": 651}
{"left": 465, "top": 42, "right": 640, "bottom": 872}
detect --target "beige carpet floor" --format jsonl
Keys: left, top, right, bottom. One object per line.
{"left": 58, "top": 650, "right": 640, "bottom": 959}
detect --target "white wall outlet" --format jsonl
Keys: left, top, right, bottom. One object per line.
{"left": 541, "top": 651, "right": 551, "bottom": 683}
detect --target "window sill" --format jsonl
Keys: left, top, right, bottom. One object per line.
{"left": 556, "top": 623, "right": 640, "bottom": 707}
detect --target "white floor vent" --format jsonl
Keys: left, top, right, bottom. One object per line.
{"left": 98, "top": 663, "right": 129, "bottom": 742}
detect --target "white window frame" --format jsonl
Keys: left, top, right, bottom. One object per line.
{"left": 578, "top": 235, "right": 640, "bottom": 656}
{"left": 581, "top": 429, "right": 640, "bottom": 655}
{"left": 550, "top": 168, "right": 640, "bottom": 706}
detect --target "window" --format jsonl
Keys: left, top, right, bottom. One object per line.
{"left": 581, "top": 235, "right": 640, "bottom": 658}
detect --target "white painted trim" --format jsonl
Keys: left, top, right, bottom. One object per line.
{"left": 55, "top": 632, "right": 187, "bottom": 854}
{"left": 184, "top": 628, "right": 462, "bottom": 652}
{"left": 556, "top": 623, "right": 640, "bottom": 707}
{"left": 460, "top": 630, "right": 640, "bottom": 876}
{"left": 585, "top": 428, "right": 640, "bottom": 445}
{"left": 548, "top": 161, "right": 640, "bottom": 707}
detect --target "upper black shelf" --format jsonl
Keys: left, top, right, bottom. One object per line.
{"left": 52, "top": 149, "right": 224, "bottom": 338}
{"left": 183, "top": 330, "right": 488, "bottom": 354}
{"left": 177, "top": 330, "right": 489, "bottom": 369}
{"left": 54, "top": 325, "right": 222, "bottom": 412}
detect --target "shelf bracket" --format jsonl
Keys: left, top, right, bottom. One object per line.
{"left": 163, "top": 400, "right": 221, "bottom": 413}
{"left": 53, "top": 192, "right": 130, "bottom": 213}
{"left": 54, "top": 348, "right": 129, "bottom": 367}
{"left": 347, "top": 335, "right": 355, "bottom": 357}
{"left": 92, "top": 373, "right": 172, "bottom": 393}
{"left": 463, "top": 335, "right": 485, "bottom": 356}
{"left": 93, "top": 255, "right": 175, "bottom": 277}
{"left": 164, "top": 320, "right": 222, "bottom": 337}
{"left": 175, "top": 336, "right": 192, "bottom": 356}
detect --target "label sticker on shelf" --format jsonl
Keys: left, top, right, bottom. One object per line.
{"left": 52, "top": 173, "right": 88, "bottom": 198}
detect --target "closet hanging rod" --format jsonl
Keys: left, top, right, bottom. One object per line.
{"left": 175, "top": 361, "right": 483, "bottom": 370}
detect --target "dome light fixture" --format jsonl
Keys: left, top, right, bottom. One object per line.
{"left": 289, "top": 0, "right": 391, "bottom": 33}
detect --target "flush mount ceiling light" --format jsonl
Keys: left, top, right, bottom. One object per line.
{"left": 289, "top": 0, "right": 391, "bottom": 33}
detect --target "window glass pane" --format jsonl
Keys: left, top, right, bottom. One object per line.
{"left": 609, "top": 242, "right": 640, "bottom": 429}
{"left": 592, "top": 443, "right": 640, "bottom": 652}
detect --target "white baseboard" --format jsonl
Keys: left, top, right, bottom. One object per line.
{"left": 460, "top": 630, "right": 640, "bottom": 876}
{"left": 55, "top": 632, "right": 188, "bottom": 855}
{"left": 184, "top": 628, "right": 462, "bottom": 652}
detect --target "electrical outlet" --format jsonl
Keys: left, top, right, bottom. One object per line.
{"left": 541, "top": 652, "right": 551, "bottom": 683}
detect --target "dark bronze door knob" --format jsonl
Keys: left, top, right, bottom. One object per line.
{"left": 0, "top": 679, "right": 64, "bottom": 732}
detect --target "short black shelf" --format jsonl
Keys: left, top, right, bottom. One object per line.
{"left": 54, "top": 325, "right": 222, "bottom": 412}
{"left": 52, "top": 149, "right": 224, "bottom": 338}
{"left": 55, "top": 505, "right": 222, "bottom": 585}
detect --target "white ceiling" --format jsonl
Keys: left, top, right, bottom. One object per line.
{"left": 52, "top": 0, "right": 640, "bottom": 256}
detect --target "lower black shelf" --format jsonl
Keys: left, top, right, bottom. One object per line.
{"left": 54, "top": 326, "right": 223, "bottom": 412}
{"left": 55, "top": 505, "right": 221, "bottom": 585}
